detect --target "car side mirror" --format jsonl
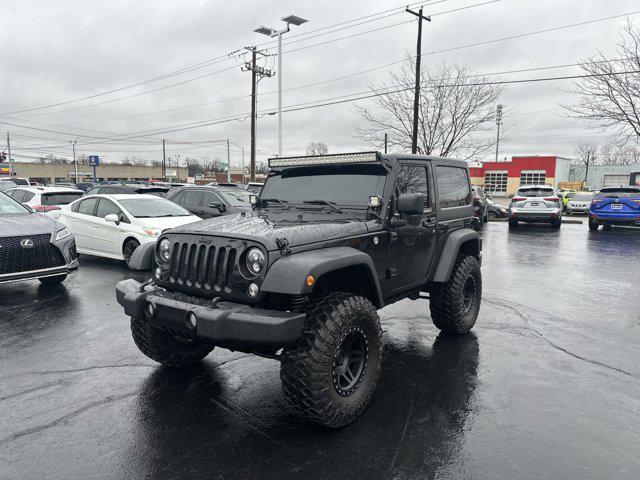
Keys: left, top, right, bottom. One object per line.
{"left": 209, "top": 202, "right": 226, "bottom": 213}
{"left": 397, "top": 193, "right": 424, "bottom": 215}
{"left": 104, "top": 213, "right": 120, "bottom": 225}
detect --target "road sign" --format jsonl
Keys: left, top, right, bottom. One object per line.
{"left": 88, "top": 155, "right": 100, "bottom": 166}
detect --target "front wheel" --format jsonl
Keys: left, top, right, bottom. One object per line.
{"left": 280, "top": 293, "right": 383, "bottom": 428}
{"left": 130, "top": 317, "right": 214, "bottom": 367}
{"left": 123, "top": 239, "right": 140, "bottom": 269}
{"left": 429, "top": 255, "right": 482, "bottom": 334}
{"left": 38, "top": 274, "right": 67, "bottom": 286}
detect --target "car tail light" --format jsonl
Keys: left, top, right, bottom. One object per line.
{"left": 511, "top": 197, "right": 526, "bottom": 202}
{"left": 32, "top": 205, "right": 61, "bottom": 212}
{"left": 633, "top": 199, "right": 640, "bottom": 206}
{"left": 543, "top": 197, "right": 560, "bottom": 202}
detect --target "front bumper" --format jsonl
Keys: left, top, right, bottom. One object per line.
{"left": 0, "top": 261, "right": 79, "bottom": 284}
{"left": 116, "top": 279, "right": 306, "bottom": 349}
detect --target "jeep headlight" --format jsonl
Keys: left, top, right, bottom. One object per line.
{"left": 245, "top": 247, "right": 265, "bottom": 275}
{"left": 158, "top": 238, "right": 172, "bottom": 263}
{"left": 55, "top": 227, "right": 71, "bottom": 241}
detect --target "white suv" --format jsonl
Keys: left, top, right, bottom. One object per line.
{"left": 508, "top": 185, "right": 563, "bottom": 229}
{"left": 6, "top": 186, "right": 84, "bottom": 217}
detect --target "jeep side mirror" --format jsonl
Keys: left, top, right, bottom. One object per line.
{"left": 104, "top": 213, "right": 120, "bottom": 225}
{"left": 397, "top": 193, "right": 424, "bottom": 215}
{"left": 209, "top": 202, "right": 226, "bottom": 213}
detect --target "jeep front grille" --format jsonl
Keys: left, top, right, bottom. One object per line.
{"left": 168, "top": 241, "right": 237, "bottom": 292}
{"left": 0, "top": 234, "right": 65, "bottom": 275}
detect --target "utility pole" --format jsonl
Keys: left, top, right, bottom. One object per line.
{"left": 495, "top": 104, "right": 503, "bottom": 162}
{"left": 70, "top": 139, "right": 78, "bottom": 182}
{"left": 241, "top": 146, "right": 245, "bottom": 184}
{"left": 6, "top": 132, "right": 12, "bottom": 175}
{"left": 584, "top": 150, "right": 591, "bottom": 187}
{"left": 406, "top": 7, "right": 431, "bottom": 154}
{"left": 226, "top": 139, "right": 231, "bottom": 183}
{"left": 384, "top": 133, "right": 388, "bottom": 154}
{"left": 162, "top": 139, "right": 166, "bottom": 181}
{"left": 242, "top": 47, "right": 273, "bottom": 182}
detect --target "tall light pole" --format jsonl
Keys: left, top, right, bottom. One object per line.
{"left": 255, "top": 14, "right": 308, "bottom": 158}
{"left": 494, "top": 104, "right": 503, "bottom": 162}
{"left": 70, "top": 139, "right": 78, "bottom": 182}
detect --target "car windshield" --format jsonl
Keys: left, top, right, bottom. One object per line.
{"left": 596, "top": 188, "right": 640, "bottom": 199}
{"left": 0, "top": 192, "right": 29, "bottom": 214}
{"left": 0, "top": 181, "right": 16, "bottom": 192}
{"left": 219, "top": 189, "right": 252, "bottom": 206}
{"left": 261, "top": 164, "right": 387, "bottom": 207}
{"left": 42, "top": 191, "right": 84, "bottom": 205}
{"left": 517, "top": 188, "right": 554, "bottom": 197}
{"left": 572, "top": 193, "right": 594, "bottom": 201}
{"left": 119, "top": 197, "right": 192, "bottom": 217}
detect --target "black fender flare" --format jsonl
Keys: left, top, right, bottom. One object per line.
{"left": 127, "top": 241, "right": 155, "bottom": 271}
{"left": 261, "top": 246, "right": 384, "bottom": 307}
{"left": 432, "top": 228, "right": 481, "bottom": 282}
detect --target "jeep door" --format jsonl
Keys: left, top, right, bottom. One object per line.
{"left": 387, "top": 161, "right": 438, "bottom": 292}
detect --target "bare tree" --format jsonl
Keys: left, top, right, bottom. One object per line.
{"left": 354, "top": 60, "right": 505, "bottom": 159}
{"left": 563, "top": 20, "right": 640, "bottom": 144}
{"left": 306, "top": 142, "right": 328, "bottom": 155}
{"left": 600, "top": 140, "right": 640, "bottom": 165}
{"left": 574, "top": 143, "right": 598, "bottom": 184}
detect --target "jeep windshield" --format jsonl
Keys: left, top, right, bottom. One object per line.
{"left": 260, "top": 164, "right": 386, "bottom": 208}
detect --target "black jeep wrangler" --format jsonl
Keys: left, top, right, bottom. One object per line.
{"left": 116, "top": 152, "right": 482, "bottom": 428}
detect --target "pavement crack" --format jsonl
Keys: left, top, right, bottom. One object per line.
{"left": 389, "top": 394, "right": 415, "bottom": 471}
{"left": 0, "top": 380, "right": 68, "bottom": 402}
{"left": 1, "top": 363, "right": 155, "bottom": 379}
{"left": 484, "top": 297, "right": 638, "bottom": 380}
{"left": 0, "top": 391, "right": 137, "bottom": 445}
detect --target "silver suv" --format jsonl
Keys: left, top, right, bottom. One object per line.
{"left": 565, "top": 192, "right": 594, "bottom": 215}
{"left": 508, "top": 185, "right": 562, "bottom": 229}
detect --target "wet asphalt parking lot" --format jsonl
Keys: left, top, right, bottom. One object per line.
{"left": 1, "top": 222, "right": 639, "bottom": 480}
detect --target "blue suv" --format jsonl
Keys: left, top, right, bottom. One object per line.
{"left": 588, "top": 186, "right": 640, "bottom": 231}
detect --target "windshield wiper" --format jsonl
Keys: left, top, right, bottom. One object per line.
{"left": 259, "top": 198, "right": 288, "bottom": 207}
{"left": 302, "top": 199, "right": 343, "bottom": 213}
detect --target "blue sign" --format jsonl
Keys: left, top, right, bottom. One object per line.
{"left": 88, "top": 155, "right": 100, "bottom": 166}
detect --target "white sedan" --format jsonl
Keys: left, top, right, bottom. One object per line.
{"left": 58, "top": 194, "right": 201, "bottom": 268}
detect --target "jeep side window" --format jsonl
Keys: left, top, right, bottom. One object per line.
{"left": 436, "top": 166, "right": 470, "bottom": 208}
{"left": 397, "top": 164, "right": 430, "bottom": 211}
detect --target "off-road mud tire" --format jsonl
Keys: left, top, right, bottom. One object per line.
{"left": 429, "top": 255, "right": 481, "bottom": 334}
{"left": 280, "top": 293, "right": 383, "bottom": 428}
{"left": 130, "top": 317, "right": 214, "bottom": 367}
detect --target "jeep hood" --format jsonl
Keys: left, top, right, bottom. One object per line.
{"left": 167, "top": 211, "right": 373, "bottom": 251}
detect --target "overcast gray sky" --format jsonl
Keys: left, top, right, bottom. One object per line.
{"left": 0, "top": 0, "right": 637, "bottom": 168}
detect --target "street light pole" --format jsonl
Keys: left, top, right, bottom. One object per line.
{"left": 495, "top": 104, "right": 503, "bottom": 162}
{"left": 70, "top": 139, "right": 78, "bottom": 182}
{"left": 226, "top": 139, "right": 231, "bottom": 183}
{"left": 255, "top": 14, "right": 308, "bottom": 158}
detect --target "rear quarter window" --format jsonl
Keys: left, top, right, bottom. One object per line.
{"left": 42, "top": 192, "right": 84, "bottom": 205}
{"left": 436, "top": 166, "right": 470, "bottom": 208}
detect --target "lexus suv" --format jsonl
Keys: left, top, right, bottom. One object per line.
{"left": 0, "top": 192, "right": 79, "bottom": 285}
{"left": 589, "top": 186, "right": 640, "bottom": 231}
{"left": 508, "top": 185, "right": 562, "bottom": 229}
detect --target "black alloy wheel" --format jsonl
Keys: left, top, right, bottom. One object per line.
{"left": 332, "top": 329, "right": 368, "bottom": 396}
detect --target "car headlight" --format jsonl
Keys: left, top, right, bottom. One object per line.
{"left": 55, "top": 227, "right": 71, "bottom": 241}
{"left": 158, "top": 238, "right": 172, "bottom": 262}
{"left": 245, "top": 247, "right": 266, "bottom": 275}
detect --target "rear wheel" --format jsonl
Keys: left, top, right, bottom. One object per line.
{"left": 38, "top": 274, "right": 67, "bottom": 286}
{"left": 430, "top": 255, "right": 481, "bottom": 335}
{"left": 603, "top": 224, "right": 612, "bottom": 231}
{"left": 280, "top": 293, "right": 383, "bottom": 428}
{"left": 123, "top": 239, "right": 140, "bottom": 269}
{"left": 508, "top": 219, "right": 518, "bottom": 229}
{"left": 130, "top": 317, "right": 214, "bottom": 367}
{"left": 588, "top": 216, "right": 599, "bottom": 231}
{"left": 551, "top": 219, "right": 561, "bottom": 229}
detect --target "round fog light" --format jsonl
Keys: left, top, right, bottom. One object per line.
{"left": 186, "top": 312, "right": 197, "bottom": 329}
{"left": 247, "top": 283, "right": 259, "bottom": 298}
{"left": 154, "top": 267, "right": 162, "bottom": 278}
{"left": 145, "top": 301, "right": 156, "bottom": 318}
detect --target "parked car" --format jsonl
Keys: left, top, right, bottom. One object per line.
{"left": 471, "top": 186, "right": 489, "bottom": 229}
{"left": 0, "top": 176, "right": 30, "bottom": 186}
{"left": 565, "top": 192, "right": 595, "bottom": 215}
{"left": 75, "top": 182, "right": 96, "bottom": 192}
{"left": 0, "top": 180, "right": 16, "bottom": 192}
{"left": 85, "top": 184, "right": 170, "bottom": 197}
{"left": 245, "top": 182, "right": 264, "bottom": 194}
{"left": 0, "top": 192, "right": 78, "bottom": 285}
{"left": 588, "top": 186, "right": 640, "bottom": 231}
{"left": 58, "top": 194, "right": 201, "bottom": 268}
{"left": 206, "top": 181, "right": 239, "bottom": 188}
{"left": 167, "top": 185, "right": 252, "bottom": 219}
{"left": 486, "top": 199, "right": 509, "bottom": 219}
{"left": 508, "top": 185, "right": 562, "bottom": 229}
{"left": 5, "top": 186, "right": 84, "bottom": 217}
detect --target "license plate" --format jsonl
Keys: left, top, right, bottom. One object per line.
{"left": 529, "top": 202, "right": 540, "bottom": 207}
{"left": 611, "top": 204, "right": 623, "bottom": 210}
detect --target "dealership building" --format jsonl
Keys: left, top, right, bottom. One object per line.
{"left": 469, "top": 156, "right": 573, "bottom": 195}
{"left": 568, "top": 164, "right": 640, "bottom": 189}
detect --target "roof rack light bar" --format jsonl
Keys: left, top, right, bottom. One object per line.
{"left": 269, "top": 151, "right": 380, "bottom": 168}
